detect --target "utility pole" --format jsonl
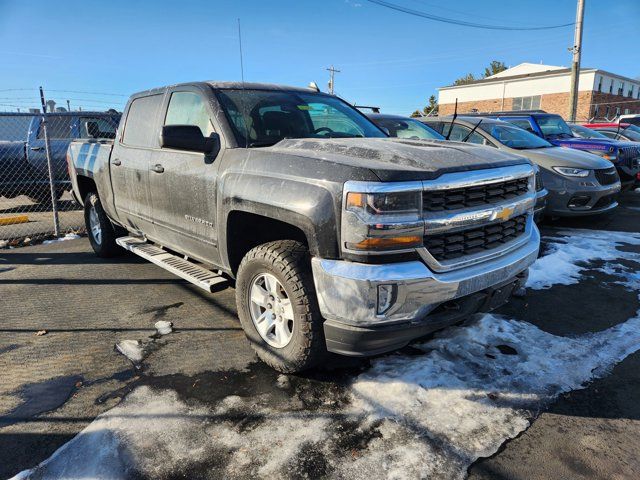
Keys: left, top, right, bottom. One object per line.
{"left": 567, "top": 0, "right": 585, "bottom": 122}
{"left": 326, "top": 65, "right": 340, "bottom": 95}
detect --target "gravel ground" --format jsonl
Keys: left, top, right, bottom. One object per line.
{"left": 1, "top": 191, "right": 639, "bottom": 479}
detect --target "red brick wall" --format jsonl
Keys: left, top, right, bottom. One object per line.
{"left": 438, "top": 90, "right": 640, "bottom": 121}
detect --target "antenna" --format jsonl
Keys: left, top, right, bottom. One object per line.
{"left": 237, "top": 18, "right": 245, "bottom": 84}
{"left": 445, "top": 98, "right": 458, "bottom": 140}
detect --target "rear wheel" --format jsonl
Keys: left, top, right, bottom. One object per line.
{"left": 84, "top": 192, "right": 124, "bottom": 258}
{"left": 235, "top": 240, "right": 326, "bottom": 373}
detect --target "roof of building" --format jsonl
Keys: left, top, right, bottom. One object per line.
{"left": 439, "top": 63, "right": 640, "bottom": 91}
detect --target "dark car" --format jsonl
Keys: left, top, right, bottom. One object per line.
{"left": 0, "top": 112, "right": 120, "bottom": 203}
{"left": 475, "top": 111, "right": 640, "bottom": 189}
{"left": 578, "top": 122, "right": 640, "bottom": 143}
{"left": 366, "top": 113, "right": 444, "bottom": 140}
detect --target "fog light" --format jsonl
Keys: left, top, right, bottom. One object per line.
{"left": 567, "top": 195, "right": 590, "bottom": 208}
{"left": 377, "top": 284, "right": 396, "bottom": 315}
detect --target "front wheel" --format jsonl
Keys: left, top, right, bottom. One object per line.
{"left": 84, "top": 192, "right": 124, "bottom": 258}
{"left": 235, "top": 240, "right": 326, "bottom": 373}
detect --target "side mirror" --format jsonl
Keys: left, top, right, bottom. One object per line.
{"left": 160, "top": 125, "right": 220, "bottom": 154}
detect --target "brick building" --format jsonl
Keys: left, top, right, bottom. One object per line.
{"left": 438, "top": 63, "right": 640, "bottom": 121}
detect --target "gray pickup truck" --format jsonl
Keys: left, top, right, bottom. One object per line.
{"left": 67, "top": 82, "right": 540, "bottom": 372}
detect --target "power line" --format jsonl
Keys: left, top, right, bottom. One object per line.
{"left": 366, "top": 0, "right": 574, "bottom": 30}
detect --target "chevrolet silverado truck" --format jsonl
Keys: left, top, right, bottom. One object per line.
{"left": 0, "top": 112, "right": 120, "bottom": 203}
{"left": 67, "top": 82, "right": 540, "bottom": 373}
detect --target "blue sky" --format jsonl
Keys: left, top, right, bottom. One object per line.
{"left": 0, "top": 0, "right": 638, "bottom": 114}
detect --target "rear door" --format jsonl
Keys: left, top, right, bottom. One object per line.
{"left": 110, "top": 94, "right": 164, "bottom": 235}
{"left": 147, "top": 87, "right": 222, "bottom": 263}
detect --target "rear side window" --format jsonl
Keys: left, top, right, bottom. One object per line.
{"left": 0, "top": 115, "right": 32, "bottom": 141}
{"left": 164, "top": 91, "right": 214, "bottom": 136}
{"left": 505, "top": 119, "right": 535, "bottom": 134}
{"left": 38, "top": 116, "right": 73, "bottom": 139}
{"left": 123, "top": 95, "right": 163, "bottom": 147}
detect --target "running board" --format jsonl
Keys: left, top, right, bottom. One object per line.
{"left": 116, "top": 236, "right": 229, "bottom": 293}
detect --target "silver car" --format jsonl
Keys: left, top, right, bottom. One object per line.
{"left": 421, "top": 116, "right": 621, "bottom": 217}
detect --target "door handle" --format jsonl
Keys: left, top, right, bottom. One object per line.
{"left": 151, "top": 164, "right": 165, "bottom": 173}
{"left": 112, "top": 159, "right": 121, "bottom": 166}
{"left": 30, "top": 146, "right": 43, "bottom": 151}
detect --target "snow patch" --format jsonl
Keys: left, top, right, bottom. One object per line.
{"left": 114, "top": 340, "right": 144, "bottom": 363}
{"left": 154, "top": 320, "right": 173, "bottom": 335}
{"left": 42, "top": 233, "right": 81, "bottom": 245}
{"left": 527, "top": 229, "right": 640, "bottom": 289}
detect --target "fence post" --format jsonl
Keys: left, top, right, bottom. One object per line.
{"left": 38, "top": 86, "right": 60, "bottom": 237}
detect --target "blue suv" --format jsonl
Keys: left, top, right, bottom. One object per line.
{"left": 480, "top": 111, "right": 640, "bottom": 189}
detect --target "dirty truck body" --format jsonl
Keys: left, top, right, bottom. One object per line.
{"left": 68, "top": 82, "right": 540, "bottom": 372}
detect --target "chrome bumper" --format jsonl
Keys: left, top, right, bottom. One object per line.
{"left": 311, "top": 223, "right": 540, "bottom": 327}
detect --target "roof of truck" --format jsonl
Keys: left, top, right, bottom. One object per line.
{"left": 131, "top": 81, "right": 321, "bottom": 98}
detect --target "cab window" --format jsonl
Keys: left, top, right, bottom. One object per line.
{"left": 505, "top": 119, "right": 536, "bottom": 134}
{"left": 123, "top": 94, "right": 163, "bottom": 147}
{"left": 164, "top": 91, "right": 214, "bottom": 136}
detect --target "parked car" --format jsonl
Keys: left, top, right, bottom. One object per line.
{"left": 578, "top": 122, "right": 640, "bottom": 143}
{"left": 367, "top": 113, "right": 549, "bottom": 220}
{"left": 422, "top": 116, "right": 620, "bottom": 217}
{"left": 0, "top": 112, "right": 120, "bottom": 204}
{"left": 67, "top": 81, "right": 540, "bottom": 373}
{"left": 477, "top": 111, "right": 640, "bottom": 190}
{"left": 366, "top": 113, "right": 444, "bottom": 140}
{"left": 617, "top": 114, "right": 640, "bottom": 128}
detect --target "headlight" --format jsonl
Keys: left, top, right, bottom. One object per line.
{"left": 342, "top": 184, "right": 424, "bottom": 254}
{"left": 552, "top": 166, "right": 590, "bottom": 178}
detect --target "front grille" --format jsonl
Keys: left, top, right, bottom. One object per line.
{"left": 424, "top": 214, "right": 527, "bottom": 261}
{"left": 423, "top": 177, "right": 529, "bottom": 212}
{"left": 619, "top": 146, "right": 640, "bottom": 169}
{"left": 594, "top": 167, "right": 619, "bottom": 186}
{"left": 593, "top": 194, "right": 616, "bottom": 209}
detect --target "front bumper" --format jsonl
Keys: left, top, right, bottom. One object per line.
{"left": 541, "top": 171, "right": 621, "bottom": 216}
{"left": 311, "top": 224, "right": 540, "bottom": 355}
{"left": 534, "top": 188, "right": 548, "bottom": 221}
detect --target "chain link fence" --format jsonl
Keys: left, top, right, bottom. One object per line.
{"left": 0, "top": 88, "right": 122, "bottom": 247}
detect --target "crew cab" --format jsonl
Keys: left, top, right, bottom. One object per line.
{"left": 480, "top": 111, "right": 640, "bottom": 189}
{"left": 67, "top": 82, "right": 540, "bottom": 373}
{"left": 0, "top": 112, "right": 120, "bottom": 203}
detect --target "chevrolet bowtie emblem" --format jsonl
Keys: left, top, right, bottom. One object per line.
{"left": 494, "top": 206, "right": 515, "bottom": 221}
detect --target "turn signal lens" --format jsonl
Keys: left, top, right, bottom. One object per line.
{"left": 347, "top": 235, "right": 423, "bottom": 251}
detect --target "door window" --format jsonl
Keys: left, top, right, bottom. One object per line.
{"left": 122, "top": 94, "right": 163, "bottom": 147}
{"left": 164, "top": 91, "right": 214, "bottom": 136}
{"left": 79, "top": 117, "right": 118, "bottom": 139}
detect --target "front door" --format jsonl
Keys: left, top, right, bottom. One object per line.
{"left": 148, "top": 88, "right": 222, "bottom": 264}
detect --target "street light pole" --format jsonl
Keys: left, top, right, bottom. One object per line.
{"left": 568, "top": 0, "right": 585, "bottom": 122}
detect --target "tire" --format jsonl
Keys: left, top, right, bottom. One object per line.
{"left": 235, "top": 240, "right": 326, "bottom": 373}
{"left": 84, "top": 192, "right": 124, "bottom": 258}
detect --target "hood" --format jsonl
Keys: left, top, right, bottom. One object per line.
{"left": 519, "top": 146, "right": 613, "bottom": 170}
{"left": 265, "top": 138, "right": 530, "bottom": 181}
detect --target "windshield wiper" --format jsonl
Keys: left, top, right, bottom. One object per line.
{"left": 249, "top": 140, "right": 280, "bottom": 148}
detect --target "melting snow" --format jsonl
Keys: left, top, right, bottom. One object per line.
{"left": 154, "top": 320, "right": 173, "bottom": 335}
{"left": 114, "top": 340, "right": 144, "bottom": 363}
{"left": 527, "top": 229, "right": 640, "bottom": 289}
{"left": 42, "top": 233, "right": 81, "bottom": 245}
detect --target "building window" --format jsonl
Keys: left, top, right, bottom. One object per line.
{"left": 512, "top": 95, "right": 541, "bottom": 111}
{"left": 628, "top": 85, "right": 634, "bottom": 98}
{"left": 618, "top": 82, "right": 624, "bottom": 96}
{"left": 616, "top": 107, "right": 621, "bottom": 116}
{"left": 597, "top": 76, "right": 602, "bottom": 92}
{"left": 609, "top": 79, "right": 614, "bottom": 94}
{"left": 625, "top": 108, "right": 631, "bottom": 115}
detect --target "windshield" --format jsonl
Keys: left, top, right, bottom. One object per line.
{"left": 373, "top": 117, "right": 444, "bottom": 140}
{"left": 479, "top": 123, "right": 553, "bottom": 149}
{"left": 536, "top": 115, "right": 574, "bottom": 138}
{"left": 216, "top": 89, "right": 386, "bottom": 147}
{"left": 569, "top": 124, "right": 609, "bottom": 139}
{"left": 622, "top": 125, "right": 640, "bottom": 141}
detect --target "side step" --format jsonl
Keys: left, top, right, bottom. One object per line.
{"left": 116, "top": 236, "right": 229, "bottom": 293}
